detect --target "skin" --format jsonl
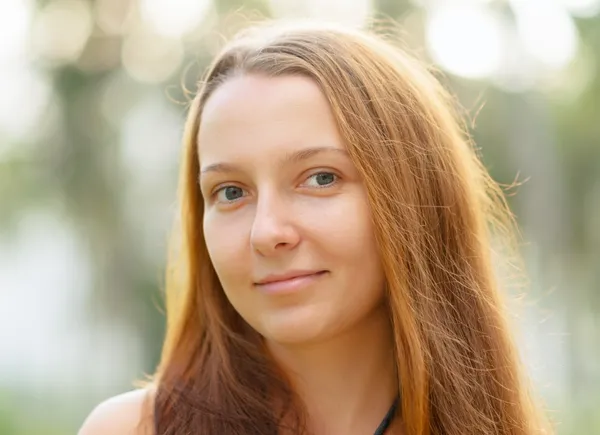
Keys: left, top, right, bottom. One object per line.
{"left": 199, "top": 74, "right": 386, "bottom": 346}
{"left": 199, "top": 75, "right": 397, "bottom": 434}
{"left": 79, "top": 74, "right": 399, "bottom": 434}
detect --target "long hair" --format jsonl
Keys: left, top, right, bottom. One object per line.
{"left": 150, "top": 21, "right": 550, "bottom": 435}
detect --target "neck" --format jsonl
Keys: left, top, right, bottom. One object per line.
{"left": 267, "top": 305, "right": 398, "bottom": 435}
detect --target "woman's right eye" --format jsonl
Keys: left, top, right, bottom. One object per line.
{"left": 215, "top": 185, "right": 246, "bottom": 203}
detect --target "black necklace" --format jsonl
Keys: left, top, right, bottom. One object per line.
{"left": 372, "top": 396, "right": 400, "bottom": 435}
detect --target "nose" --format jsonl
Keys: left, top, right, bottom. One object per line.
{"left": 250, "top": 193, "right": 300, "bottom": 256}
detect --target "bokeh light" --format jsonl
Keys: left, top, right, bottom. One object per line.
{"left": 31, "top": 0, "right": 93, "bottom": 65}
{"left": 510, "top": 0, "right": 579, "bottom": 70}
{"left": 139, "top": 0, "right": 211, "bottom": 38}
{"left": 121, "top": 29, "right": 184, "bottom": 83}
{"left": 0, "top": 66, "right": 52, "bottom": 144}
{"left": 94, "top": 0, "right": 135, "bottom": 36}
{"left": 425, "top": 4, "right": 505, "bottom": 79}
{"left": 271, "top": 0, "right": 371, "bottom": 28}
{"left": 560, "top": 0, "right": 600, "bottom": 17}
{"left": 0, "top": 0, "right": 32, "bottom": 64}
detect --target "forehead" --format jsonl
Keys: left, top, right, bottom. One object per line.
{"left": 197, "top": 74, "right": 344, "bottom": 160}
{"left": 200, "top": 74, "right": 328, "bottom": 126}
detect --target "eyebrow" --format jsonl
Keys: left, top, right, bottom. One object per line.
{"left": 200, "top": 146, "right": 349, "bottom": 175}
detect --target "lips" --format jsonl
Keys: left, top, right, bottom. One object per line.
{"left": 255, "top": 270, "right": 326, "bottom": 285}
{"left": 254, "top": 270, "right": 328, "bottom": 294}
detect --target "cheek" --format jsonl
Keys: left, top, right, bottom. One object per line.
{"left": 203, "top": 212, "right": 250, "bottom": 285}
{"left": 303, "top": 192, "right": 380, "bottom": 259}
{"left": 298, "top": 194, "right": 384, "bottom": 307}
{"left": 316, "top": 194, "right": 384, "bottom": 293}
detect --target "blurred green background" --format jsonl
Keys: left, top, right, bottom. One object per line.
{"left": 0, "top": 0, "right": 598, "bottom": 434}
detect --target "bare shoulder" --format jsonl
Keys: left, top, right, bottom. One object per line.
{"left": 78, "top": 387, "right": 155, "bottom": 435}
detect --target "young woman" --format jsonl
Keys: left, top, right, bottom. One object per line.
{"left": 79, "top": 21, "right": 550, "bottom": 435}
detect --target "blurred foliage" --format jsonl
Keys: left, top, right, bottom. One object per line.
{"left": 0, "top": 0, "right": 598, "bottom": 434}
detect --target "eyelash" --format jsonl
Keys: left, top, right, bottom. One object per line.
{"left": 212, "top": 171, "right": 340, "bottom": 204}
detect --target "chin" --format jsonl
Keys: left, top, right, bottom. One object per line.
{"left": 255, "top": 308, "right": 332, "bottom": 345}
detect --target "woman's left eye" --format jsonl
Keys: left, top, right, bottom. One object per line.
{"left": 304, "top": 172, "right": 338, "bottom": 188}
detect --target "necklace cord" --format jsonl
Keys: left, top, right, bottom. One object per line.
{"left": 372, "top": 396, "right": 400, "bottom": 435}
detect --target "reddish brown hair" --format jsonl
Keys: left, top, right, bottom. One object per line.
{"left": 150, "top": 21, "right": 550, "bottom": 435}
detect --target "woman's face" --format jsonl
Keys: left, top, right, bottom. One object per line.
{"left": 198, "top": 74, "right": 386, "bottom": 344}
